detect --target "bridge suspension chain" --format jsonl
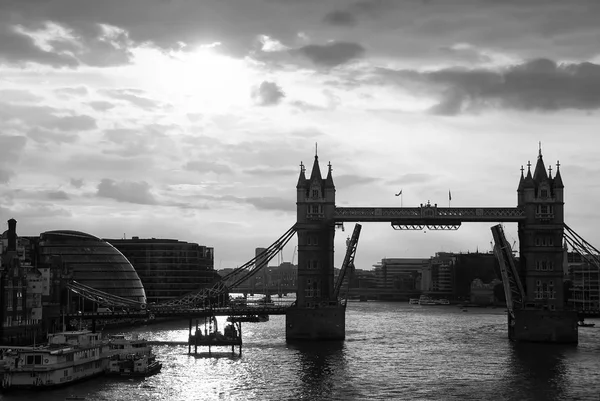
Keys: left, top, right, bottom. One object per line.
{"left": 148, "top": 224, "right": 298, "bottom": 309}
{"left": 563, "top": 224, "right": 600, "bottom": 271}
{"left": 66, "top": 280, "right": 147, "bottom": 310}
{"left": 64, "top": 225, "right": 298, "bottom": 311}
{"left": 226, "top": 225, "right": 298, "bottom": 289}
{"left": 491, "top": 224, "right": 525, "bottom": 320}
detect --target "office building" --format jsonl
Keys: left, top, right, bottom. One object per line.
{"left": 106, "top": 237, "right": 218, "bottom": 303}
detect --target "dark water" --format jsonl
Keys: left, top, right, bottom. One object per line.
{"left": 2, "top": 302, "right": 599, "bottom": 401}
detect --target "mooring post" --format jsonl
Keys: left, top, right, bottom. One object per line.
{"left": 239, "top": 322, "right": 243, "bottom": 357}
{"left": 194, "top": 319, "right": 199, "bottom": 354}
{"left": 188, "top": 319, "right": 192, "bottom": 354}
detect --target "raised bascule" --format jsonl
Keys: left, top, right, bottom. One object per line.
{"left": 286, "top": 147, "right": 580, "bottom": 343}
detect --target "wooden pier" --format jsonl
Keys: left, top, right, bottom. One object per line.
{"left": 187, "top": 316, "right": 243, "bottom": 357}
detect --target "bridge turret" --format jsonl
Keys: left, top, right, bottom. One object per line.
{"left": 517, "top": 166, "right": 525, "bottom": 204}
{"left": 296, "top": 161, "right": 307, "bottom": 208}
{"left": 521, "top": 162, "right": 535, "bottom": 205}
{"left": 518, "top": 148, "right": 566, "bottom": 312}
{"left": 288, "top": 152, "right": 343, "bottom": 340}
{"left": 553, "top": 162, "right": 564, "bottom": 203}
{"left": 295, "top": 153, "right": 336, "bottom": 307}
{"left": 324, "top": 161, "right": 335, "bottom": 203}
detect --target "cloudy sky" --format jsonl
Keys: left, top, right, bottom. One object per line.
{"left": 1, "top": 0, "right": 600, "bottom": 270}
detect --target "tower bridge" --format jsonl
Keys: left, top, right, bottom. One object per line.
{"left": 287, "top": 146, "right": 580, "bottom": 343}
{"left": 64, "top": 147, "right": 600, "bottom": 344}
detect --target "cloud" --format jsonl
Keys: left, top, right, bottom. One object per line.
{"left": 100, "top": 126, "right": 175, "bottom": 158}
{"left": 0, "top": 135, "right": 27, "bottom": 163}
{"left": 70, "top": 178, "right": 84, "bottom": 188}
{"left": 369, "top": 59, "right": 600, "bottom": 114}
{"left": 335, "top": 174, "right": 378, "bottom": 188}
{"left": 27, "top": 127, "right": 79, "bottom": 144}
{"left": 296, "top": 42, "right": 365, "bottom": 67}
{"left": 183, "top": 160, "right": 232, "bottom": 174}
{"left": 0, "top": 102, "right": 97, "bottom": 131}
{"left": 252, "top": 81, "right": 285, "bottom": 106}
{"left": 246, "top": 196, "right": 295, "bottom": 212}
{"left": 323, "top": 0, "right": 395, "bottom": 27}
{"left": 1, "top": 203, "right": 72, "bottom": 219}
{"left": 96, "top": 179, "right": 157, "bottom": 205}
{"left": 55, "top": 86, "right": 88, "bottom": 97}
{"left": 46, "top": 190, "right": 70, "bottom": 200}
{"left": 323, "top": 10, "right": 358, "bottom": 27}
{"left": 243, "top": 166, "right": 297, "bottom": 176}
{"left": 100, "top": 89, "right": 160, "bottom": 110}
{"left": 0, "top": 22, "right": 79, "bottom": 67}
{"left": 290, "top": 100, "right": 328, "bottom": 112}
{"left": 87, "top": 101, "right": 116, "bottom": 111}
{"left": 0, "top": 14, "right": 133, "bottom": 68}
{"left": 46, "top": 115, "right": 97, "bottom": 131}
{"left": 193, "top": 193, "right": 294, "bottom": 212}
{"left": 386, "top": 173, "right": 438, "bottom": 186}
{"left": 0, "top": 135, "right": 26, "bottom": 184}
{"left": 0, "top": 168, "right": 14, "bottom": 184}
{"left": 0, "top": 89, "right": 43, "bottom": 102}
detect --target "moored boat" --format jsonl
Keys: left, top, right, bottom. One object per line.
{"left": 107, "top": 353, "right": 162, "bottom": 377}
{"left": 105, "top": 334, "right": 162, "bottom": 377}
{"left": 0, "top": 331, "right": 163, "bottom": 390}
{"left": 417, "top": 295, "right": 451, "bottom": 305}
{"left": 0, "top": 330, "right": 108, "bottom": 390}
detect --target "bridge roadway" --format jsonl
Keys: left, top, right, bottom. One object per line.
{"left": 62, "top": 300, "right": 293, "bottom": 320}
{"left": 334, "top": 206, "right": 526, "bottom": 223}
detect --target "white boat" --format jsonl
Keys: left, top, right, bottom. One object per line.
{"left": 106, "top": 334, "right": 152, "bottom": 358}
{"left": 0, "top": 331, "right": 162, "bottom": 390}
{"left": 418, "top": 296, "right": 438, "bottom": 305}
{"left": 105, "top": 334, "right": 162, "bottom": 377}
{"left": 418, "top": 296, "right": 451, "bottom": 305}
{"left": 0, "top": 330, "right": 108, "bottom": 390}
{"left": 107, "top": 353, "right": 161, "bottom": 377}
{"left": 408, "top": 298, "right": 420, "bottom": 305}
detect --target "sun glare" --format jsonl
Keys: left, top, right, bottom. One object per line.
{"left": 132, "top": 45, "right": 253, "bottom": 112}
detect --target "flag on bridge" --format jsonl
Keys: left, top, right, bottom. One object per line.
{"left": 395, "top": 189, "right": 402, "bottom": 196}
{"left": 449, "top": 190, "right": 452, "bottom": 201}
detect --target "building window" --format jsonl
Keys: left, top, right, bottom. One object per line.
{"left": 305, "top": 279, "right": 321, "bottom": 298}
{"left": 310, "top": 205, "right": 320, "bottom": 214}
{"left": 540, "top": 189, "right": 549, "bottom": 198}
{"left": 307, "top": 236, "right": 319, "bottom": 246}
{"left": 307, "top": 260, "right": 319, "bottom": 269}
{"left": 312, "top": 189, "right": 319, "bottom": 198}
{"left": 535, "top": 280, "right": 542, "bottom": 299}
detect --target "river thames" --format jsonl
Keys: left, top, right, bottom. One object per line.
{"left": 2, "top": 302, "right": 599, "bottom": 401}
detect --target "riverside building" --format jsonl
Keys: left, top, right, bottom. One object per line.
{"left": 0, "top": 219, "right": 146, "bottom": 344}
{"left": 106, "top": 237, "right": 218, "bottom": 304}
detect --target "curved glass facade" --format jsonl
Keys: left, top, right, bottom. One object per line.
{"left": 38, "top": 230, "right": 146, "bottom": 304}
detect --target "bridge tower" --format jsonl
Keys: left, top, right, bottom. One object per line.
{"left": 515, "top": 149, "right": 578, "bottom": 342}
{"left": 286, "top": 153, "right": 345, "bottom": 340}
